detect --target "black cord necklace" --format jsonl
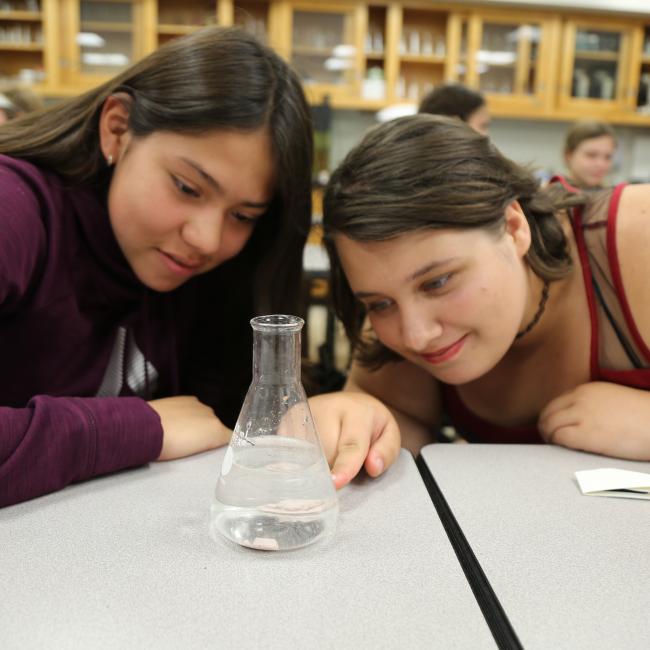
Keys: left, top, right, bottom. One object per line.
{"left": 516, "top": 279, "right": 550, "bottom": 340}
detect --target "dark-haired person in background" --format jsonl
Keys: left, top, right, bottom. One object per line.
{"left": 419, "top": 83, "right": 491, "bottom": 135}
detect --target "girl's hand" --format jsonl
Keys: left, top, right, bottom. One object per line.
{"left": 538, "top": 382, "right": 650, "bottom": 460}
{"left": 308, "top": 392, "right": 401, "bottom": 489}
{"left": 148, "top": 396, "right": 232, "bottom": 461}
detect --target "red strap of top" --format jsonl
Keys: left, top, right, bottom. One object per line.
{"left": 606, "top": 183, "right": 650, "bottom": 364}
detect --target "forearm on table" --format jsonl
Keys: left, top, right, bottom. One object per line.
{"left": 0, "top": 395, "right": 163, "bottom": 507}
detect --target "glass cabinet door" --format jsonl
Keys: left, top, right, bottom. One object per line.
{"left": 61, "top": 0, "right": 143, "bottom": 86}
{"left": 464, "top": 13, "right": 557, "bottom": 111}
{"left": 0, "top": 0, "right": 46, "bottom": 84}
{"left": 559, "top": 19, "right": 634, "bottom": 111}
{"left": 288, "top": 3, "right": 361, "bottom": 101}
{"left": 155, "top": 0, "right": 217, "bottom": 47}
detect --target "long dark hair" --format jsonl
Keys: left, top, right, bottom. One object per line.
{"left": 323, "top": 114, "right": 584, "bottom": 369}
{"left": 0, "top": 27, "right": 313, "bottom": 424}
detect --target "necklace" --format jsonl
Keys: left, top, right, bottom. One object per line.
{"left": 516, "top": 279, "right": 550, "bottom": 340}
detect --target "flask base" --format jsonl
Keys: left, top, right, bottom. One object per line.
{"left": 211, "top": 506, "right": 337, "bottom": 551}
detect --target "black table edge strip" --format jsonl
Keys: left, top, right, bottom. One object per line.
{"left": 415, "top": 454, "right": 524, "bottom": 650}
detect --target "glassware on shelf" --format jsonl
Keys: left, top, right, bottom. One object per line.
{"left": 211, "top": 315, "right": 338, "bottom": 552}
{"left": 573, "top": 68, "right": 590, "bottom": 98}
{"left": 421, "top": 31, "right": 433, "bottom": 56}
{"left": 593, "top": 69, "right": 614, "bottom": 100}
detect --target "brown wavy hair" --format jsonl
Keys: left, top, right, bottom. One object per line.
{"left": 323, "top": 114, "right": 585, "bottom": 369}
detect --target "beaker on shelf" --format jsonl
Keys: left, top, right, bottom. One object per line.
{"left": 211, "top": 314, "right": 338, "bottom": 551}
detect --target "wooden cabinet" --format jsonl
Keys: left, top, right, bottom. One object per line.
{"left": 57, "top": 0, "right": 146, "bottom": 88}
{"left": 558, "top": 17, "right": 636, "bottom": 115}
{"left": 393, "top": 5, "right": 452, "bottom": 104}
{"left": 0, "top": 0, "right": 53, "bottom": 88}
{"left": 152, "top": 0, "right": 218, "bottom": 48}
{"left": 277, "top": 2, "right": 364, "bottom": 104}
{"left": 1, "top": 0, "right": 649, "bottom": 126}
{"left": 461, "top": 10, "right": 560, "bottom": 114}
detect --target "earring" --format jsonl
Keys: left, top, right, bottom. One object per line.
{"left": 107, "top": 154, "right": 114, "bottom": 166}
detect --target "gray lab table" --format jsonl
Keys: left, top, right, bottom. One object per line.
{"left": 0, "top": 449, "right": 495, "bottom": 650}
{"left": 420, "top": 444, "right": 650, "bottom": 650}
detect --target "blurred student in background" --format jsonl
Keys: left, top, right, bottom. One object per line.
{"left": 419, "top": 83, "right": 491, "bottom": 136}
{"left": 562, "top": 119, "right": 617, "bottom": 190}
{"left": 0, "top": 85, "right": 42, "bottom": 124}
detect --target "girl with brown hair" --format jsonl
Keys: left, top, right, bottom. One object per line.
{"left": 324, "top": 114, "right": 650, "bottom": 460}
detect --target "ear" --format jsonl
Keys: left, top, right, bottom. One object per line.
{"left": 504, "top": 200, "right": 531, "bottom": 258}
{"left": 98, "top": 93, "right": 132, "bottom": 164}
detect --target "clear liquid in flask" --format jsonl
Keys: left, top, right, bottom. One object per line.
{"left": 212, "top": 436, "right": 338, "bottom": 551}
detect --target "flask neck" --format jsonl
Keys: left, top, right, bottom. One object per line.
{"left": 252, "top": 328, "right": 301, "bottom": 384}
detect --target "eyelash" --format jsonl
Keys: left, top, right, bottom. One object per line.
{"left": 231, "top": 211, "right": 258, "bottom": 224}
{"left": 172, "top": 175, "right": 260, "bottom": 224}
{"left": 364, "top": 273, "right": 453, "bottom": 314}
{"left": 172, "top": 176, "right": 200, "bottom": 198}
{"left": 423, "top": 273, "right": 452, "bottom": 291}
{"left": 365, "top": 299, "right": 393, "bottom": 314}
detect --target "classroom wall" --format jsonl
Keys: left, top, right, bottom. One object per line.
{"left": 329, "top": 110, "right": 650, "bottom": 184}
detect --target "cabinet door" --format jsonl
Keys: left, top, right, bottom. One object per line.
{"left": 284, "top": 2, "right": 363, "bottom": 102}
{"left": 0, "top": 0, "right": 52, "bottom": 89}
{"left": 154, "top": 0, "right": 217, "bottom": 48}
{"left": 60, "top": 0, "right": 145, "bottom": 88}
{"left": 633, "top": 23, "right": 650, "bottom": 114}
{"left": 558, "top": 18, "right": 635, "bottom": 113}
{"left": 464, "top": 11, "right": 559, "bottom": 113}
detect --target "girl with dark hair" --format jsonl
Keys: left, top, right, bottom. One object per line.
{"left": 0, "top": 27, "right": 399, "bottom": 508}
{"left": 323, "top": 114, "right": 650, "bottom": 460}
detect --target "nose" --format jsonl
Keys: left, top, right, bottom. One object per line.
{"left": 400, "top": 302, "right": 443, "bottom": 353}
{"left": 181, "top": 210, "right": 224, "bottom": 257}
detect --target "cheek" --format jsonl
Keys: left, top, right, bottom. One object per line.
{"left": 109, "top": 177, "right": 175, "bottom": 246}
{"left": 212, "top": 226, "right": 254, "bottom": 265}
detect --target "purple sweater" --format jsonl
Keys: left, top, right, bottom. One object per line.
{"left": 0, "top": 156, "right": 178, "bottom": 506}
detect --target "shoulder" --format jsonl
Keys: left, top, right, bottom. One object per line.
{"left": 616, "top": 184, "right": 650, "bottom": 268}
{"left": 0, "top": 156, "right": 51, "bottom": 307}
{"left": 614, "top": 183, "right": 650, "bottom": 339}
{"left": 0, "top": 155, "right": 54, "bottom": 230}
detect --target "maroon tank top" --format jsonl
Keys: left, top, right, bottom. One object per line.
{"left": 442, "top": 179, "right": 650, "bottom": 443}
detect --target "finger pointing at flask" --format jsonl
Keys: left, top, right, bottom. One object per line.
{"left": 308, "top": 392, "right": 401, "bottom": 489}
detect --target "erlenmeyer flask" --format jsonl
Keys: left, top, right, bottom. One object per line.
{"left": 211, "top": 315, "right": 338, "bottom": 551}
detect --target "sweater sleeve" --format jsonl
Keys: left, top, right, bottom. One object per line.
{"left": 0, "top": 396, "right": 163, "bottom": 507}
{"left": 0, "top": 161, "right": 164, "bottom": 508}
{"left": 0, "top": 162, "right": 46, "bottom": 312}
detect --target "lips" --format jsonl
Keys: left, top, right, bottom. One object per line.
{"left": 420, "top": 335, "right": 467, "bottom": 365}
{"left": 160, "top": 250, "right": 202, "bottom": 269}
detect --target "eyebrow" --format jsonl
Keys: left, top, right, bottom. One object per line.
{"left": 406, "top": 258, "right": 457, "bottom": 282}
{"left": 178, "top": 157, "right": 271, "bottom": 208}
{"left": 353, "top": 257, "right": 458, "bottom": 299}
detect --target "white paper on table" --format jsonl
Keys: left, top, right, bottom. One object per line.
{"left": 575, "top": 468, "right": 650, "bottom": 500}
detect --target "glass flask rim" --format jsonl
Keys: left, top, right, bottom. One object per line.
{"left": 251, "top": 314, "right": 304, "bottom": 332}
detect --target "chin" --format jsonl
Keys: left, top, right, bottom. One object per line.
{"left": 429, "top": 365, "right": 485, "bottom": 386}
{"left": 138, "top": 272, "right": 185, "bottom": 293}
